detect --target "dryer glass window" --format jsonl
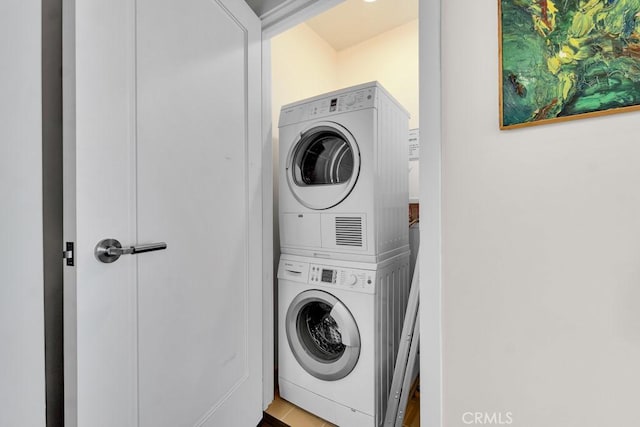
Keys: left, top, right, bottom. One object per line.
{"left": 297, "top": 301, "right": 346, "bottom": 362}
{"left": 292, "top": 129, "right": 354, "bottom": 186}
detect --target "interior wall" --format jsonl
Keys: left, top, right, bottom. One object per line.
{"left": 0, "top": 0, "right": 47, "bottom": 426}
{"left": 336, "top": 19, "right": 419, "bottom": 129}
{"left": 439, "top": 1, "right": 640, "bottom": 426}
{"left": 271, "top": 23, "right": 339, "bottom": 128}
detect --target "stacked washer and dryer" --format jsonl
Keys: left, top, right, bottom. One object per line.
{"left": 277, "top": 82, "right": 412, "bottom": 426}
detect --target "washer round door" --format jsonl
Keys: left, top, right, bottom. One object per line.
{"left": 286, "top": 122, "right": 361, "bottom": 210}
{"left": 286, "top": 289, "right": 361, "bottom": 381}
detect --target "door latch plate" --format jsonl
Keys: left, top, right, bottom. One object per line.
{"left": 63, "top": 242, "right": 74, "bottom": 266}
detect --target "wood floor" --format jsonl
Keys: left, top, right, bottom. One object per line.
{"left": 260, "top": 384, "right": 420, "bottom": 427}
{"left": 402, "top": 385, "right": 420, "bottom": 427}
{"left": 263, "top": 394, "right": 336, "bottom": 427}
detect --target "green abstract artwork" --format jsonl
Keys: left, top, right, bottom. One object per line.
{"left": 500, "top": 0, "right": 640, "bottom": 128}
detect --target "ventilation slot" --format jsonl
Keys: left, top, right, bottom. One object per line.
{"left": 335, "top": 217, "right": 363, "bottom": 247}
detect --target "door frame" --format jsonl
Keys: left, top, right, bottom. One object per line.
{"left": 259, "top": 1, "right": 443, "bottom": 426}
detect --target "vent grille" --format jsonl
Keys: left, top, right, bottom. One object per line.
{"left": 335, "top": 217, "right": 363, "bottom": 247}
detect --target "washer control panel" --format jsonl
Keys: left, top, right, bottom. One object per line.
{"left": 309, "top": 264, "right": 375, "bottom": 293}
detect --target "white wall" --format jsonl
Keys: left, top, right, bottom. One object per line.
{"left": 0, "top": 1, "right": 47, "bottom": 426}
{"left": 271, "top": 23, "right": 339, "bottom": 128}
{"left": 337, "top": 19, "right": 419, "bottom": 129}
{"left": 437, "top": 0, "right": 640, "bottom": 426}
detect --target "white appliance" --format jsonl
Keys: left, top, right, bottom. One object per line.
{"left": 277, "top": 252, "right": 410, "bottom": 426}
{"left": 278, "top": 82, "right": 410, "bottom": 263}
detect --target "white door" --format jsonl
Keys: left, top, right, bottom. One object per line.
{"left": 63, "top": 1, "right": 263, "bottom": 426}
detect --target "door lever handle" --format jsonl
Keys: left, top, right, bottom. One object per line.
{"left": 95, "top": 238, "right": 167, "bottom": 263}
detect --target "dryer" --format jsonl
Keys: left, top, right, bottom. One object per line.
{"left": 277, "top": 252, "right": 410, "bottom": 426}
{"left": 278, "top": 82, "right": 409, "bottom": 263}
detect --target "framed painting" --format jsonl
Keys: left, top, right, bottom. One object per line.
{"left": 499, "top": 0, "right": 640, "bottom": 129}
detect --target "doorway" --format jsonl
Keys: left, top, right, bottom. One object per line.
{"left": 265, "top": 1, "right": 420, "bottom": 425}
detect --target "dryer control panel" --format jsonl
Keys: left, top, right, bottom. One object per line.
{"left": 309, "top": 264, "right": 375, "bottom": 293}
{"left": 307, "top": 86, "right": 376, "bottom": 117}
{"left": 279, "top": 86, "right": 378, "bottom": 126}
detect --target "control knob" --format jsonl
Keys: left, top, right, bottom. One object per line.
{"left": 347, "top": 274, "right": 358, "bottom": 287}
{"left": 344, "top": 94, "right": 356, "bottom": 106}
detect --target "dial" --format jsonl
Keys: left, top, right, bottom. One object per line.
{"left": 344, "top": 94, "right": 356, "bottom": 106}
{"left": 347, "top": 274, "right": 358, "bottom": 287}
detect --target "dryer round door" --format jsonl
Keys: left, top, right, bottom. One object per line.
{"left": 286, "top": 289, "right": 361, "bottom": 381}
{"left": 286, "top": 122, "right": 361, "bottom": 210}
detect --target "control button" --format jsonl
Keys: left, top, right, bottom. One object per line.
{"left": 367, "top": 279, "right": 372, "bottom": 284}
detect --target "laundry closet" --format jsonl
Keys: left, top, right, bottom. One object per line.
{"left": 267, "top": 1, "right": 420, "bottom": 425}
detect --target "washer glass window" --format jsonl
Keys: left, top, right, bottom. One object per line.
{"left": 292, "top": 129, "right": 354, "bottom": 186}
{"left": 298, "top": 301, "right": 346, "bottom": 362}
{"left": 286, "top": 290, "right": 360, "bottom": 381}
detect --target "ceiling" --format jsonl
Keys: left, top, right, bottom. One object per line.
{"left": 305, "top": 0, "right": 418, "bottom": 51}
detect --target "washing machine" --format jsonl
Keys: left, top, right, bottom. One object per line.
{"left": 278, "top": 82, "right": 410, "bottom": 263}
{"left": 277, "top": 252, "right": 410, "bottom": 426}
